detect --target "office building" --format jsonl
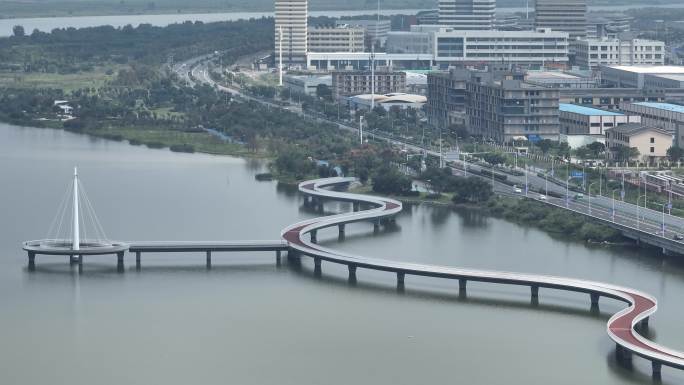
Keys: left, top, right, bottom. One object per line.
{"left": 535, "top": 0, "right": 587, "bottom": 40}
{"left": 466, "top": 73, "right": 560, "bottom": 143}
{"left": 283, "top": 74, "right": 332, "bottom": 95}
{"left": 559, "top": 103, "right": 641, "bottom": 135}
{"left": 384, "top": 26, "right": 569, "bottom": 67}
{"left": 574, "top": 38, "right": 665, "bottom": 68}
{"left": 336, "top": 19, "right": 391, "bottom": 47}
{"left": 331, "top": 70, "right": 407, "bottom": 100}
{"left": 438, "top": 0, "right": 496, "bottom": 30}
{"left": 275, "top": 0, "right": 308, "bottom": 66}
{"left": 308, "top": 26, "right": 365, "bottom": 53}
{"left": 605, "top": 124, "right": 672, "bottom": 161}
{"left": 619, "top": 102, "right": 684, "bottom": 146}
{"left": 602, "top": 65, "right": 684, "bottom": 88}
{"left": 426, "top": 68, "right": 470, "bottom": 129}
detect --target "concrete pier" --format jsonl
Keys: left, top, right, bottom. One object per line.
{"left": 531, "top": 285, "right": 539, "bottom": 299}
{"left": 348, "top": 264, "right": 357, "bottom": 281}
{"left": 116, "top": 251, "right": 124, "bottom": 272}
{"left": 276, "top": 250, "right": 282, "bottom": 265}
{"left": 206, "top": 250, "right": 212, "bottom": 269}
{"left": 397, "top": 272, "right": 405, "bottom": 288}
{"left": 135, "top": 251, "right": 141, "bottom": 270}
{"left": 314, "top": 257, "right": 322, "bottom": 272}
{"left": 310, "top": 230, "right": 317, "bottom": 244}
{"left": 373, "top": 219, "right": 380, "bottom": 232}
{"left": 459, "top": 279, "right": 467, "bottom": 292}
{"left": 652, "top": 361, "right": 662, "bottom": 379}
{"left": 69, "top": 255, "right": 78, "bottom": 265}
{"left": 590, "top": 293, "right": 600, "bottom": 307}
{"left": 353, "top": 202, "right": 359, "bottom": 212}
{"left": 338, "top": 224, "right": 345, "bottom": 236}
{"left": 27, "top": 251, "right": 35, "bottom": 271}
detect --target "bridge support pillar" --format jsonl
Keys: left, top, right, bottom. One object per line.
{"left": 590, "top": 293, "right": 600, "bottom": 307}
{"left": 373, "top": 219, "right": 380, "bottom": 232}
{"left": 459, "top": 279, "right": 467, "bottom": 293}
{"left": 77, "top": 254, "right": 83, "bottom": 274}
{"left": 116, "top": 251, "right": 124, "bottom": 272}
{"left": 616, "top": 344, "right": 632, "bottom": 366}
{"left": 206, "top": 251, "right": 212, "bottom": 269}
{"left": 69, "top": 255, "right": 78, "bottom": 265}
{"left": 338, "top": 224, "right": 345, "bottom": 236}
{"left": 276, "top": 250, "right": 282, "bottom": 265}
{"left": 397, "top": 272, "right": 405, "bottom": 288}
{"left": 652, "top": 361, "right": 662, "bottom": 379}
{"left": 27, "top": 251, "right": 35, "bottom": 271}
{"left": 348, "top": 264, "right": 357, "bottom": 281}
{"left": 314, "top": 257, "right": 322, "bottom": 273}
{"left": 135, "top": 251, "right": 141, "bottom": 270}
{"left": 353, "top": 202, "right": 360, "bottom": 212}
{"left": 310, "top": 230, "right": 317, "bottom": 244}
{"left": 531, "top": 285, "right": 539, "bottom": 299}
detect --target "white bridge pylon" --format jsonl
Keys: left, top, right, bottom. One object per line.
{"left": 42, "top": 167, "right": 111, "bottom": 250}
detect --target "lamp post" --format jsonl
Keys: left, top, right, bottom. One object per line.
{"left": 588, "top": 182, "right": 597, "bottom": 215}
{"left": 611, "top": 188, "right": 620, "bottom": 222}
{"left": 636, "top": 194, "right": 646, "bottom": 230}
{"left": 566, "top": 162, "right": 570, "bottom": 208}
{"left": 662, "top": 203, "right": 667, "bottom": 237}
{"left": 359, "top": 115, "right": 364, "bottom": 145}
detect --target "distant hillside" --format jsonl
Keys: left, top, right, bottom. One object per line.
{"left": 0, "top": 0, "right": 677, "bottom": 18}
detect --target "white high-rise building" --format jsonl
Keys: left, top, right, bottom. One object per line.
{"left": 438, "top": 0, "right": 495, "bottom": 30}
{"left": 275, "top": 0, "right": 308, "bottom": 67}
{"left": 535, "top": 0, "right": 587, "bottom": 40}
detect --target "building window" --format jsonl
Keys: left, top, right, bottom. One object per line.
{"left": 650, "top": 137, "right": 655, "bottom": 143}
{"left": 650, "top": 147, "right": 655, "bottom": 153}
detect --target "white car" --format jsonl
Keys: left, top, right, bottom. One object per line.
{"left": 538, "top": 194, "right": 547, "bottom": 200}
{"left": 514, "top": 186, "right": 522, "bottom": 194}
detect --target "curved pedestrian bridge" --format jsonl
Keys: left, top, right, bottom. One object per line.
{"left": 22, "top": 176, "right": 684, "bottom": 379}
{"left": 281, "top": 177, "right": 684, "bottom": 380}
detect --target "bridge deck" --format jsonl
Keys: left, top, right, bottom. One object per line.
{"left": 128, "top": 241, "right": 288, "bottom": 253}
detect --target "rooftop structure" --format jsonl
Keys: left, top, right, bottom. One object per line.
{"left": 631, "top": 102, "right": 684, "bottom": 114}
{"left": 559, "top": 103, "right": 624, "bottom": 116}
{"left": 348, "top": 93, "right": 427, "bottom": 110}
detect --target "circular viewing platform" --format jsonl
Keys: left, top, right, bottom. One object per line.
{"left": 23, "top": 239, "right": 129, "bottom": 256}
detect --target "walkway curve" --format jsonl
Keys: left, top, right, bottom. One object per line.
{"left": 281, "top": 177, "right": 684, "bottom": 376}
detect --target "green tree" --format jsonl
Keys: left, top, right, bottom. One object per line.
{"left": 12, "top": 25, "right": 25, "bottom": 37}
{"left": 482, "top": 153, "right": 505, "bottom": 166}
{"left": 315, "top": 84, "right": 332, "bottom": 102}
{"left": 452, "top": 176, "right": 493, "bottom": 203}
{"left": 537, "top": 139, "right": 554, "bottom": 154}
{"left": 667, "top": 146, "right": 684, "bottom": 162}
{"left": 615, "top": 146, "right": 640, "bottom": 162}
{"left": 372, "top": 167, "right": 412, "bottom": 195}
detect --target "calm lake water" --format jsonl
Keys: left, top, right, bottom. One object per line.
{"left": 1, "top": 122, "right": 684, "bottom": 384}
{"left": 2, "top": 2, "right": 684, "bottom": 37}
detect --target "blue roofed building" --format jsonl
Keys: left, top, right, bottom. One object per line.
{"left": 619, "top": 102, "right": 684, "bottom": 146}
{"left": 559, "top": 103, "right": 641, "bottom": 136}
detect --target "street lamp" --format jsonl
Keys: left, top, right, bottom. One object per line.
{"left": 565, "top": 162, "right": 570, "bottom": 208}
{"left": 661, "top": 203, "right": 667, "bottom": 237}
{"left": 611, "top": 188, "right": 620, "bottom": 222}
{"left": 359, "top": 115, "right": 364, "bottom": 145}
{"left": 588, "top": 182, "right": 597, "bottom": 215}
{"left": 636, "top": 194, "right": 646, "bottom": 230}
